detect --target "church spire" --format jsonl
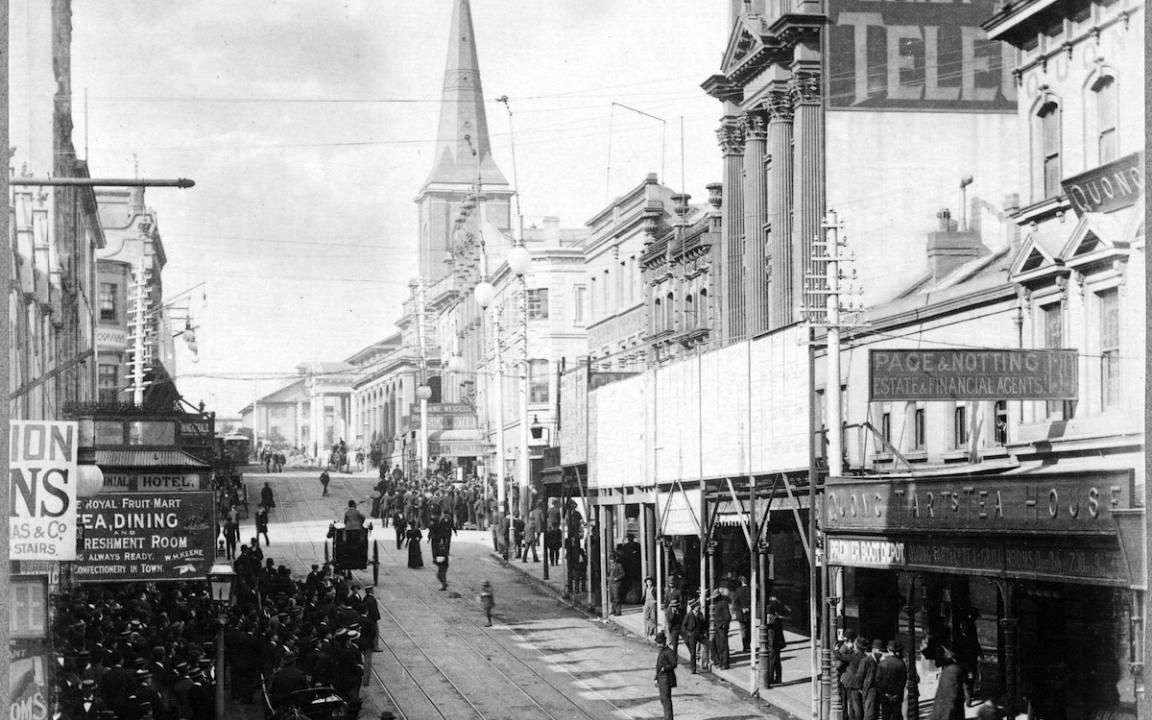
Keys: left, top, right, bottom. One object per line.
{"left": 425, "top": 0, "right": 508, "bottom": 189}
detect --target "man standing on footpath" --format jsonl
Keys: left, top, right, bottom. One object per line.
{"left": 654, "top": 630, "right": 678, "bottom": 720}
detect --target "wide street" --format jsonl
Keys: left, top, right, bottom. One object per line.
{"left": 240, "top": 469, "right": 777, "bottom": 720}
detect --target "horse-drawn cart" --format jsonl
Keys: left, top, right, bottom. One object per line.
{"left": 324, "top": 522, "right": 380, "bottom": 586}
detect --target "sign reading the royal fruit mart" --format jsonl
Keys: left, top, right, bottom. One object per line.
{"left": 74, "top": 492, "right": 215, "bottom": 582}
{"left": 9, "top": 421, "right": 79, "bottom": 561}
{"left": 869, "top": 348, "right": 1078, "bottom": 401}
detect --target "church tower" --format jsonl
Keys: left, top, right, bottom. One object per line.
{"left": 416, "top": 0, "right": 512, "bottom": 283}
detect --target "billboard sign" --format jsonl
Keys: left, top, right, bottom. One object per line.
{"left": 9, "top": 651, "right": 49, "bottom": 720}
{"left": 74, "top": 492, "right": 215, "bottom": 582}
{"left": 828, "top": 0, "right": 1016, "bottom": 111}
{"left": 9, "top": 421, "right": 79, "bottom": 561}
{"left": 101, "top": 472, "right": 206, "bottom": 492}
{"left": 869, "top": 348, "right": 1078, "bottom": 401}
{"left": 10, "top": 576, "right": 48, "bottom": 640}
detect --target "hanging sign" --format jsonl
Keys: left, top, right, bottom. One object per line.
{"left": 1061, "top": 151, "right": 1144, "bottom": 216}
{"left": 9, "top": 421, "right": 79, "bottom": 561}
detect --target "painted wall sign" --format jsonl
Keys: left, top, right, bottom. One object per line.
{"left": 1061, "top": 151, "right": 1144, "bottom": 216}
{"left": 95, "top": 327, "right": 127, "bottom": 349}
{"left": 828, "top": 0, "right": 1016, "bottom": 110}
{"left": 101, "top": 472, "right": 205, "bottom": 492}
{"left": 9, "top": 652, "right": 49, "bottom": 720}
{"left": 823, "top": 471, "right": 1132, "bottom": 534}
{"left": 74, "top": 492, "right": 214, "bottom": 582}
{"left": 869, "top": 348, "right": 1078, "bottom": 401}
{"left": 9, "top": 421, "right": 79, "bottom": 561}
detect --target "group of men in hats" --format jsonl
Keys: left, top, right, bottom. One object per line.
{"left": 833, "top": 629, "right": 910, "bottom": 720}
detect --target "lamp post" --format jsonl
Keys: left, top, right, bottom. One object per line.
{"left": 416, "top": 384, "right": 432, "bottom": 476}
{"left": 507, "top": 244, "right": 532, "bottom": 543}
{"left": 475, "top": 279, "right": 513, "bottom": 561}
{"left": 207, "top": 561, "right": 236, "bottom": 720}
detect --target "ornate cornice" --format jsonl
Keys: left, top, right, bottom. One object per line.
{"left": 788, "top": 71, "right": 822, "bottom": 105}
{"left": 716, "top": 120, "right": 746, "bottom": 156}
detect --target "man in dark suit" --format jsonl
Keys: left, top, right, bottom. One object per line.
{"left": 682, "top": 598, "right": 707, "bottom": 673}
{"left": 876, "top": 641, "right": 908, "bottom": 720}
{"left": 267, "top": 651, "right": 309, "bottom": 711}
{"left": 711, "top": 589, "right": 732, "bottom": 670}
{"left": 654, "top": 630, "right": 678, "bottom": 720}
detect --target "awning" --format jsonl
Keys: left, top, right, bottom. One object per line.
{"left": 428, "top": 428, "right": 492, "bottom": 458}
{"left": 713, "top": 494, "right": 810, "bottom": 526}
{"left": 96, "top": 449, "right": 210, "bottom": 469}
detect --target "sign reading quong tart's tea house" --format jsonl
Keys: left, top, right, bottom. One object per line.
{"left": 823, "top": 470, "right": 1133, "bottom": 535}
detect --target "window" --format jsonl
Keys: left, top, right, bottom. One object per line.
{"left": 529, "top": 359, "right": 549, "bottom": 403}
{"left": 994, "top": 400, "right": 1009, "bottom": 445}
{"left": 1093, "top": 76, "right": 1117, "bottom": 164}
{"left": 684, "top": 294, "right": 695, "bottom": 328}
{"left": 590, "top": 277, "right": 597, "bottom": 319}
{"left": 912, "top": 406, "right": 926, "bottom": 450}
{"left": 1038, "top": 102, "right": 1062, "bottom": 199}
{"left": 665, "top": 292, "right": 675, "bottom": 331}
{"left": 527, "top": 289, "right": 549, "bottom": 320}
{"left": 98, "top": 364, "right": 119, "bottom": 404}
{"left": 699, "top": 288, "right": 709, "bottom": 327}
{"left": 653, "top": 298, "right": 663, "bottom": 332}
{"left": 127, "top": 421, "right": 175, "bottom": 445}
{"left": 953, "top": 405, "right": 968, "bottom": 448}
{"left": 573, "top": 286, "right": 586, "bottom": 324}
{"left": 1042, "top": 302, "right": 1071, "bottom": 419}
{"left": 880, "top": 409, "right": 891, "bottom": 444}
{"left": 99, "top": 283, "right": 117, "bottom": 321}
{"left": 1099, "top": 288, "right": 1120, "bottom": 409}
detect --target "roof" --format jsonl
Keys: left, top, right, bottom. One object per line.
{"left": 95, "top": 449, "right": 210, "bottom": 469}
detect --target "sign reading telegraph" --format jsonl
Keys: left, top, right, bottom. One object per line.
{"left": 869, "top": 348, "right": 1078, "bottom": 401}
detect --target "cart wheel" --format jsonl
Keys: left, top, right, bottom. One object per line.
{"left": 372, "top": 542, "right": 379, "bottom": 586}
{"left": 324, "top": 541, "right": 330, "bottom": 565}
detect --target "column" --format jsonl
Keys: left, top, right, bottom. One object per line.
{"left": 742, "top": 111, "right": 769, "bottom": 336}
{"left": 716, "top": 118, "right": 746, "bottom": 342}
{"left": 996, "top": 580, "right": 1019, "bottom": 713}
{"left": 765, "top": 89, "right": 795, "bottom": 329}
{"left": 904, "top": 572, "right": 921, "bottom": 720}
{"left": 789, "top": 68, "right": 824, "bottom": 324}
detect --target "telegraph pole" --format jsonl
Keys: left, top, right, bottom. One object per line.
{"left": 0, "top": 4, "right": 12, "bottom": 711}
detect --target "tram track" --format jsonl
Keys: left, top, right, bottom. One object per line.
{"left": 258, "top": 472, "right": 638, "bottom": 720}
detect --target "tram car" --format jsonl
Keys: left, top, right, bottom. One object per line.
{"left": 325, "top": 520, "right": 380, "bottom": 586}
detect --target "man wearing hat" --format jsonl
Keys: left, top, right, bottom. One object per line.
{"left": 710, "top": 589, "right": 732, "bottom": 670}
{"left": 70, "top": 678, "right": 107, "bottom": 719}
{"left": 861, "top": 638, "right": 885, "bottom": 720}
{"left": 653, "top": 630, "right": 678, "bottom": 720}
{"left": 268, "top": 651, "right": 309, "bottom": 711}
{"left": 682, "top": 598, "right": 707, "bottom": 674}
{"left": 133, "top": 668, "right": 166, "bottom": 720}
{"left": 345, "top": 500, "right": 366, "bottom": 530}
{"left": 876, "top": 641, "right": 908, "bottom": 720}
{"left": 363, "top": 587, "right": 381, "bottom": 651}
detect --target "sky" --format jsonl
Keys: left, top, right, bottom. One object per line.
{"left": 67, "top": 0, "right": 729, "bottom": 416}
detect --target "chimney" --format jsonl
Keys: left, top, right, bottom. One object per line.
{"left": 926, "top": 207, "right": 986, "bottom": 280}
{"left": 542, "top": 216, "right": 560, "bottom": 245}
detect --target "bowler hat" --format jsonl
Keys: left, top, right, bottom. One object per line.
{"left": 655, "top": 631, "right": 667, "bottom": 644}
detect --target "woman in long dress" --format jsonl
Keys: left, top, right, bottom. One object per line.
{"left": 405, "top": 525, "right": 424, "bottom": 569}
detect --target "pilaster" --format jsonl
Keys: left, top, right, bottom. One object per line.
{"left": 742, "top": 111, "right": 769, "bottom": 336}
{"left": 765, "top": 88, "right": 795, "bottom": 329}
{"left": 717, "top": 118, "right": 747, "bottom": 342}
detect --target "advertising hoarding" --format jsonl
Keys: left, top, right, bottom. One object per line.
{"left": 827, "top": 0, "right": 1015, "bottom": 111}
{"left": 9, "top": 421, "right": 79, "bottom": 561}
{"left": 74, "top": 492, "right": 215, "bottom": 582}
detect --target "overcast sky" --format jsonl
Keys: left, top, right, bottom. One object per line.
{"left": 69, "top": 1, "right": 728, "bottom": 416}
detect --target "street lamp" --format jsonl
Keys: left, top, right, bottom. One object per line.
{"left": 508, "top": 244, "right": 532, "bottom": 539}
{"left": 207, "top": 561, "right": 236, "bottom": 719}
{"left": 416, "top": 384, "right": 433, "bottom": 476}
{"left": 474, "top": 280, "right": 511, "bottom": 561}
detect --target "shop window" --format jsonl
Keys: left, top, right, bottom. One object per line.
{"left": 1099, "top": 288, "right": 1120, "bottom": 409}
{"left": 953, "top": 405, "right": 968, "bottom": 448}
{"left": 529, "top": 359, "right": 549, "bottom": 403}
{"left": 95, "top": 420, "right": 124, "bottom": 445}
{"left": 527, "top": 289, "right": 549, "bottom": 320}
{"left": 127, "top": 421, "right": 175, "bottom": 446}
{"left": 99, "top": 282, "right": 117, "bottom": 321}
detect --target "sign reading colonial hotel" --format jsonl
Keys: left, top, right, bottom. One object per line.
{"left": 869, "top": 348, "right": 1078, "bottom": 401}
{"left": 9, "top": 421, "right": 79, "bottom": 561}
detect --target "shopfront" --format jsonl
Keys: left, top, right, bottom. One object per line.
{"left": 824, "top": 469, "right": 1144, "bottom": 719}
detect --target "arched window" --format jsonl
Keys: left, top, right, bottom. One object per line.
{"left": 1092, "top": 76, "right": 1117, "bottom": 164}
{"left": 665, "top": 292, "right": 675, "bottom": 331}
{"left": 684, "top": 293, "right": 695, "bottom": 328}
{"left": 653, "top": 297, "right": 663, "bottom": 332}
{"left": 1036, "top": 100, "right": 1062, "bottom": 199}
{"left": 699, "top": 288, "right": 709, "bottom": 328}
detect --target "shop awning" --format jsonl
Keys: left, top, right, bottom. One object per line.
{"left": 713, "top": 494, "right": 810, "bottom": 526}
{"left": 428, "top": 428, "right": 491, "bottom": 458}
{"left": 96, "top": 449, "right": 210, "bottom": 468}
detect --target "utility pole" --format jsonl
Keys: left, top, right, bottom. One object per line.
{"left": 0, "top": 3, "right": 12, "bottom": 711}
{"left": 128, "top": 258, "right": 151, "bottom": 405}
{"left": 804, "top": 210, "right": 862, "bottom": 720}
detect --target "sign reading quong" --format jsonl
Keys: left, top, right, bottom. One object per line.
{"left": 869, "top": 348, "right": 1077, "bottom": 401}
